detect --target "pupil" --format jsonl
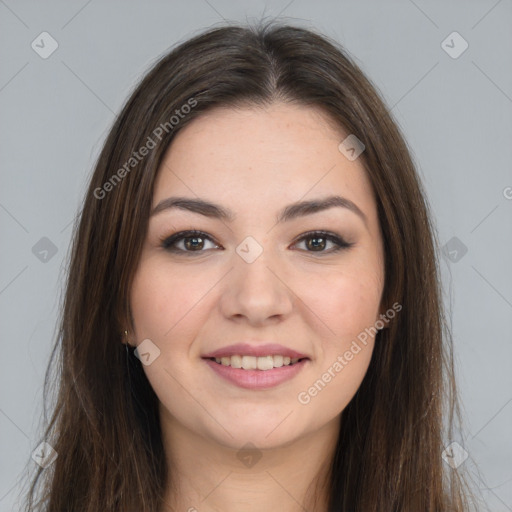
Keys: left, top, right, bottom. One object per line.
{"left": 185, "top": 236, "right": 203, "bottom": 250}
{"left": 307, "top": 237, "right": 325, "bottom": 251}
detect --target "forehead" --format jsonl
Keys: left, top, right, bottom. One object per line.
{"left": 153, "top": 103, "right": 377, "bottom": 223}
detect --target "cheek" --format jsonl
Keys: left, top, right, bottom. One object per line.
{"left": 129, "top": 261, "right": 211, "bottom": 401}
{"left": 295, "top": 260, "right": 383, "bottom": 416}
{"left": 130, "top": 258, "right": 208, "bottom": 340}
{"left": 301, "top": 263, "right": 383, "bottom": 344}
{"left": 296, "top": 271, "right": 380, "bottom": 418}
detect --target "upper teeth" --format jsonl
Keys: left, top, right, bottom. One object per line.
{"left": 214, "top": 355, "right": 301, "bottom": 370}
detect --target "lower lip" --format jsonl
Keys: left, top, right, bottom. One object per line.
{"left": 203, "top": 358, "right": 309, "bottom": 389}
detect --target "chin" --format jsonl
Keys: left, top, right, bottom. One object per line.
{"left": 207, "top": 414, "right": 306, "bottom": 450}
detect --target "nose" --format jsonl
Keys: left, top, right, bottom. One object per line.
{"left": 219, "top": 248, "right": 294, "bottom": 326}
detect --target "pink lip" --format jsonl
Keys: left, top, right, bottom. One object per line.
{"left": 204, "top": 358, "right": 309, "bottom": 390}
{"left": 202, "top": 343, "right": 309, "bottom": 359}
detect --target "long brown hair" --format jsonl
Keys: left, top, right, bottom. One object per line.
{"left": 21, "top": 19, "right": 477, "bottom": 511}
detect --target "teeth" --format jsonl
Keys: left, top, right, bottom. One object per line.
{"left": 212, "top": 355, "right": 303, "bottom": 370}
{"left": 257, "top": 355, "right": 274, "bottom": 371}
{"left": 230, "top": 355, "right": 242, "bottom": 369}
{"left": 241, "top": 355, "right": 257, "bottom": 370}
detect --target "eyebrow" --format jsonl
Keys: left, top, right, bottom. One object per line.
{"left": 150, "top": 194, "right": 368, "bottom": 226}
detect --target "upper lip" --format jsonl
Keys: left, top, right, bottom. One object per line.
{"left": 202, "top": 343, "right": 310, "bottom": 360}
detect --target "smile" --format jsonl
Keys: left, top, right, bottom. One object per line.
{"left": 203, "top": 356, "right": 309, "bottom": 390}
{"left": 208, "top": 354, "right": 307, "bottom": 371}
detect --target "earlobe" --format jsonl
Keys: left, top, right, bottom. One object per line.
{"left": 121, "top": 329, "right": 132, "bottom": 346}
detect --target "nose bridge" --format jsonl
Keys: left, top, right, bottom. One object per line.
{"left": 219, "top": 236, "right": 293, "bottom": 322}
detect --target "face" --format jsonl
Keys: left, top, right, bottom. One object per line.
{"left": 129, "top": 102, "right": 385, "bottom": 450}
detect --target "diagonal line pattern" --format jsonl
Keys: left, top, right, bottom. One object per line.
{"left": 471, "top": 266, "right": 512, "bottom": 309}
{"left": 0, "top": 202, "right": 29, "bottom": 233}
{"left": 0, "top": 0, "right": 29, "bottom": 28}
{"left": 489, "top": 490, "right": 512, "bottom": 511}
{"left": 200, "top": 471, "right": 233, "bottom": 502}
{"left": 0, "top": 478, "right": 22, "bottom": 503}
{"left": 470, "top": 205, "right": 499, "bottom": 233}
{"left": 0, "top": 62, "right": 29, "bottom": 93}
{"left": 201, "top": 0, "right": 227, "bottom": 21}
{"left": 266, "top": 470, "right": 310, "bottom": 512}
{"left": 0, "top": 265, "right": 28, "bottom": 296}
{"left": 0, "top": 408, "right": 30, "bottom": 440}
{"left": 60, "top": 218, "right": 74, "bottom": 233}
{"left": 61, "top": 0, "right": 93, "bottom": 29}
{"left": 61, "top": 60, "right": 117, "bottom": 115}
{"left": 407, "top": 0, "right": 439, "bottom": 28}
{"left": 389, "top": 61, "right": 439, "bottom": 112}
{"left": 481, "top": 476, "right": 512, "bottom": 491}
{"left": 470, "top": 396, "right": 512, "bottom": 440}
{"left": 475, "top": 469, "right": 512, "bottom": 511}
{"left": 472, "top": 0, "right": 504, "bottom": 30}
{"left": 265, "top": 410, "right": 294, "bottom": 438}
{"left": 472, "top": 61, "right": 512, "bottom": 104}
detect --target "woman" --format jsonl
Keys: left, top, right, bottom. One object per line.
{"left": 23, "top": 20, "right": 476, "bottom": 511}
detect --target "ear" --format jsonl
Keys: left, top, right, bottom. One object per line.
{"left": 121, "top": 329, "right": 134, "bottom": 347}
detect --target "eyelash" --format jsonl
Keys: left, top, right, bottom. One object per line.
{"left": 159, "top": 230, "right": 354, "bottom": 255}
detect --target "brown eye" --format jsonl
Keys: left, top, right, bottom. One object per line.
{"left": 305, "top": 235, "right": 327, "bottom": 251}
{"left": 293, "top": 231, "right": 354, "bottom": 254}
{"left": 183, "top": 235, "right": 205, "bottom": 251}
{"left": 161, "top": 230, "right": 220, "bottom": 253}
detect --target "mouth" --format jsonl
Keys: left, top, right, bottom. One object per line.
{"left": 202, "top": 355, "right": 310, "bottom": 390}
{"left": 204, "top": 354, "right": 310, "bottom": 371}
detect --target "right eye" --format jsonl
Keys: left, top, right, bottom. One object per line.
{"left": 160, "top": 230, "right": 221, "bottom": 254}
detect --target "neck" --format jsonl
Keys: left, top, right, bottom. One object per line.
{"left": 159, "top": 412, "right": 340, "bottom": 512}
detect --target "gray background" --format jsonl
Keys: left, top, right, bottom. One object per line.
{"left": 1, "top": 0, "right": 511, "bottom": 510}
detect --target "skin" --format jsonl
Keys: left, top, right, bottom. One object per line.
{"left": 128, "top": 102, "right": 386, "bottom": 512}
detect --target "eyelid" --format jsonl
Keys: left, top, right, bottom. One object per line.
{"left": 160, "top": 229, "right": 354, "bottom": 254}
{"left": 159, "top": 230, "right": 221, "bottom": 251}
{"left": 290, "top": 230, "right": 354, "bottom": 253}
{"left": 291, "top": 230, "right": 352, "bottom": 246}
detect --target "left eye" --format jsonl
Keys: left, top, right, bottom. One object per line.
{"left": 292, "top": 231, "right": 353, "bottom": 253}
{"left": 160, "top": 230, "right": 353, "bottom": 254}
